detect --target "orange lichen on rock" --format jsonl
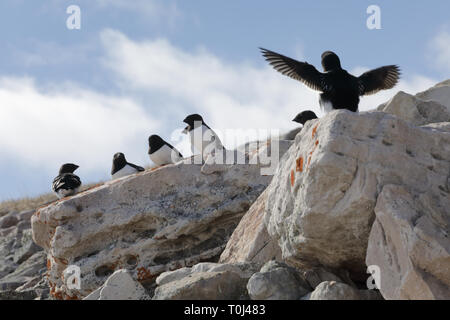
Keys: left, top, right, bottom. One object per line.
{"left": 137, "top": 267, "right": 153, "bottom": 281}
{"left": 312, "top": 124, "right": 319, "bottom": 138}
{"left": 47, "top": 258, "right": 51, "bottom": 270}
{"left": 296, "top": 157, "right": 304, "bottom": 172}
{"left": 290, "top": 170, "right": 295, "bottom": 187}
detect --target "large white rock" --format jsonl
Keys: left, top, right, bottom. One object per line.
{"left": 378, "top": 91, "right": 450, "bottom": 126}
{"left": 416, "top": 79, "right": 450, "bottom": 110}
{"left": 366, "top": 184, "right": 450, "bottom": 300}
{"left": 153, "top": 262, "right": 257, "bottom": 300}
{"left": 309, "top": 281, "right": 361, "bottom": 300}
{"left": 32, "top": 160, "right": 271, "bottom": 299}
{"left": 265, "top": 110, "right": 450, "bottom": 279}
{"left": 84, "top": 269, "right": 150, "bottom": 300}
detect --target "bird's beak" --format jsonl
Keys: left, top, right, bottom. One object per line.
{"left": 182, "top": 125, "right": 190, "bottom": 134}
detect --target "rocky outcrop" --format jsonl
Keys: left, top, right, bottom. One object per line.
{"left": 32, "top": 159, "right": 271, "bottom": 299}
{"left": 366, "top": 184, "right": 450, "bottom": 299}
{"left": 265, "top": 109, "right": 450, "bottom": 280}
{"left": 153, "top": 262, "right": 258, "bottom": 300}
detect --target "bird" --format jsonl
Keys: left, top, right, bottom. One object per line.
{"left": 260, "top": 48, "right": 400, "bottom": 113}
{"left": 293, "top": 110, "right": 318, "bottom": 125}
{"left": 111, "top": 152, "right": 145, "bottom": 180}
{"left": 52, "top": 163, "right": 82, "bottom": 199}
{"left": 182, "top": 114, "right": 224, "bottom": 158}
{"left": 148, "top": 135, "right": 184, "bottom": 166}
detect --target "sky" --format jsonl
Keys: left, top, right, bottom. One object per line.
{"left": 0, "top": 0, "right": 449, "bottom": 201}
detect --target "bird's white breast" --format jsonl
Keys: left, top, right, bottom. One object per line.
{"left": 112, "top": 164, "right": 139, "bottom": 180}
{"left": 55, "top": 187, "right": 79, "bottom": 199}
{"left": 320, "top": 98, "right": 334, "bottom": 114}
{"left": 150, "top": 144, "right": 182, "bottom": 166}
{"left": 189, "top": 125, "right": 223, "bottom": 159}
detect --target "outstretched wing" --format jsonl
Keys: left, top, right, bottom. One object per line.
{"left": 358, "top": 65, "right": 401, "bottom": 96}
{"left": 260, "top": 48, "right": 327, "bottom": 92}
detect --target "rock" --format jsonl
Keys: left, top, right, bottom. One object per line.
{"left": 13, "top": 229, "right": 41, "bottom": 264}
{"left": 84, "top": 270, "right": 150, "bottom": 300}
{"left": 422, "top": 122, "right": 450, "bottom": 133}
{"left": 0, "top": 214, "right": 19, "bottom": 229}
{"left": 358, "top": 289, "right": 383, "bottom": 300}
{"left": 154, "top": 272, "right": 246, "bottom": 300}
{"left": 378, "top": 91, "right": 450, "bottom": 126}
{"left": 32, "top": 160, "right": 271, "bottom": 299}
{"left": 302, "top": 267, "right": 344, "bottom": 289}
{"left": 416, "top": 79, "right": 450, "bottom": 110}
{"left": 219, "top": 190, "right": 282, "bottom": 266}
{"left": 247, "top": 261, "right": 311, "bottom": 300}
{"left": 309, "top": 281, "right": 361, "bottom": 300}
{"left": 153, "top": 262, "right": 257, "bottom": 300}
{"left": 0, "top": 251, "right": 47, "bottom": 291}
{"left": 265, "top": 110, "right": 450, "bottom": 279}
{"left": 18, "top": 210, "right": 34, "bottom": 222}
{"left": 366, "top": 184, "right": 450, "bottom": 300}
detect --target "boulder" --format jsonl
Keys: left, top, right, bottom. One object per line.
{"left": 32, "top": 159, "right": 271, "bottom": 299}
{"left": 416, "top": 79, "right": 450, "bottom": 110}
{"left": 366, "top": 184, "right": 450, "bottom": 300}
{"left": 219, "top": 190, "right": 282, "bottom": 266}
{"left": 378, "top": 91, "right": 450, "bottom": 126}
{"left": 153, "top": 262, "right": 257, "bottom": 300}
{"left": 0, "top": 214, "right": 19, "bottom": 229}
{"left": 84, "top": 269, "right": 150, "bottom": 300}
{"left": 265, "top": 110, "right": 450, "bottom": 279}
{"left": 308, "top": 281, "right": 361, "bottom": 300}
{"left": 247, "top": 261, "right": 311, "bottom": 300}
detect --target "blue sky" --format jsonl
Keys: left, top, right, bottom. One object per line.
{"left": 1, "top": 0, "right": 449, "bottom": 201}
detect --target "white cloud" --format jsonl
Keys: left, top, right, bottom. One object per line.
{"left": 0, "top": 77, "right": 159, "bottom": 175}
{"left": 429, "top": 28, "right": 450, "bottom": 74}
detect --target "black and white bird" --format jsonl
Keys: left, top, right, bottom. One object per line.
{"left": 182, "top": 114, "right": 224, "bottom": 158}
{"left": 293, "top": 110, "right": 318, "bottom": 125}
{"left": 52, "top": 163, "right": 82, "bottom": 199}
{"left": 111, "top": 152, "right": 145, "bottom": 180}
{"left": 148, "top": 135, "right": 183, "bottom": 166}
{"left": 260, "top": 48, "right": 400, "bottom": 113}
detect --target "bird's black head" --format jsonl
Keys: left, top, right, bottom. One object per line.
{"left": 148, "top": 135, "right": 165, "bottom": 154}
{"left": 321, "top": 51, "right": 341, "bottom": 71}
{"left": 183, "top": 114, "right": 205, "bottom": 133}
{"left": 292, "top": 110, "right": 318, "bottom": 125}
{"left": 59, "top": 163, "right": 79, "bottom": 175}
{"left": 113, "top": 152, "right": 126, "bottom": 165}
